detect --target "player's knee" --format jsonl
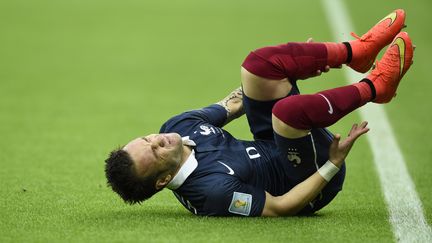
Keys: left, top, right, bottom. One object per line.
{"left": 272, "top": 96, "right": 299, "bottom": 124}
{"left": 242, "top": 47, "right": 286, "bottom": 80}
{"left": 272, "top": 96, "right": 310, "bottom": 131}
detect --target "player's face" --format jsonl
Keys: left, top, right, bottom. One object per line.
{"left": 123, "top": 133, "right": 183, "bottom": 177}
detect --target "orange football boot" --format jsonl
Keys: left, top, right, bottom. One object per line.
{"left": 365, "top": 32, "right": 414, "bottom": 103}
{"left": 348, "top": 9, "right": 406, "bottom": 73}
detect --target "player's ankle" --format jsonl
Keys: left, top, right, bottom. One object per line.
{"left": 324, "top": 43, "right": 349, "bottom": 67}
{"left": 353, "top": 79, "right": 376, "bottom": 104}
{"left": 342, "top": 42, "right": 352, "bottom": 63}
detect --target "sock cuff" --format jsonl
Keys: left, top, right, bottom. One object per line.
{"left": 360, "top": 78, "right": 376, "bottom": 101}
{"left": 342, "top": 42, "right": 352, "bottom": 63}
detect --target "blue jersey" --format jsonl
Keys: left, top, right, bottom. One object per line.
{"left": 159, "top": 104, "right": 344, "bottom": 216}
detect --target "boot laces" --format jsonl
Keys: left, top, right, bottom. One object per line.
{"left": 351, "top": 32, "right": 372, "bottom": 42}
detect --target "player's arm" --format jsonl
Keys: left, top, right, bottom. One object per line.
{"left": 161, "top": 87, "right": 244, "bottom": 131}
{"left": 262, "top": 171, "right": 328, "bottom": 216}
{"left": 215, "top": 87, "right": 245, "bottom": 126}
{"left": 262, "top": 122, "right": 369, "bottom": 216}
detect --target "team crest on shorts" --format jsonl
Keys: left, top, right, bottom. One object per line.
{"left": 228, "top": 192, "right": 252, "bottom": 216}
{"left": 287, "top": 148, "right": 301, "bottom": 167}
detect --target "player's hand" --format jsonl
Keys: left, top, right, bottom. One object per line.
{"left": 329, "top": 121, "right": 369, "bottom": 167}
{"left": 216, "top": 87, "right": 244, "bottom": 126}
{"left": 314, "top": 66, "right": 330, "bottom": 77}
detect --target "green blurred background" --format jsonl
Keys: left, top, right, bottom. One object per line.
{"left": 1, "top": 0, "right": 430, "bottom": 242}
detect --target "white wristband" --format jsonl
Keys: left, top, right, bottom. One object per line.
{"left": 318, "top": 160, "right": 340, "bottom": 182}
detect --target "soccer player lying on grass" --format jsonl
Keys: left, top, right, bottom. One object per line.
{"left": 105, "top": 9, "right": 414, "bottom": 216}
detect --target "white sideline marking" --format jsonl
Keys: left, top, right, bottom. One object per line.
{"left": 321, "top": 0, "right": 432, "bottom": 242}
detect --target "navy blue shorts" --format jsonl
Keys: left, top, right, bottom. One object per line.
{"left": 242, "top": 89, "right": 346, "bottom": 214}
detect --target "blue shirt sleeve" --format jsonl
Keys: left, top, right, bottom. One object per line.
{"left": 203, "top": 177, "right": 266, "bottom": 217}
{"left": 160, "top": 104, "right": 227, "bottom": 133}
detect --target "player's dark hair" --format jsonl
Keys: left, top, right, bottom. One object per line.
{"left": 105, "top": 149, "right": 162, "bottom": 204}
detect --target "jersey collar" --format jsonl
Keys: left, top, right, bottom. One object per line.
{"left": 166, "top": 137, "right": 198, "bottom": 190}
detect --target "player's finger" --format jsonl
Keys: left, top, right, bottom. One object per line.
{"left": 348, "top": 123, "right": 358, "bottom": 136}
{"left": 354, "top": 127, "right": 370, "bottom": 140}
{"left": 324, "top": 65, "right": 330, "bottom": 72}
{"left": 307, "top": 38, "right": 314, "bottom": 43}
{"left": 359, "top": 121, "right": 368, "bottom": 128}
{"left": 330, "top": 133, "right": 341, "bottom": 149}
{"left": 351, "top": 122, "right": 370, "bottom": 139}
{"left": 357, "top": 121, "right": 369, "bottom": 132}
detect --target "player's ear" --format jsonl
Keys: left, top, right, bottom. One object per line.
{"left": 155, "top": 174, "right": 172, "bottom": 190}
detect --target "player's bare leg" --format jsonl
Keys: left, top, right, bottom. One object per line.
{"left": 241, "top": 69, "right": 293, "bottom": 101}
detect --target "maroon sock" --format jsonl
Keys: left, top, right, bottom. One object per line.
{"left": 242, "top": 42, "right": 328, "bottom": 80}
{"left": 242, "top": 42, "right": 347, "bottom": 81}
{"left": 353, "top": 80, "right": 374, "bottom": 104}
{"left": 324, "top": 43, "right": 348, "bottom": 67}
{"left": 272, "top": 85, "right": 363, "bottom": 130}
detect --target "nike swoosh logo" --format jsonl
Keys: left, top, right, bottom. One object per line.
{"left": 392, "top": 37, "right": 406, "bottom": 76}
{"left": 218, "top": 161, "right": 234, "bottom": 175}
{"left": 318, "top": 94, "right": 333, "bottom": 114}
{"left": 378, "top": 12, "right": 397, "bottom": 26}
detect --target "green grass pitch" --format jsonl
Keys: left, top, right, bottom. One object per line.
{"left": 1, "top": 0, "right": 431, "bottom": 242}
